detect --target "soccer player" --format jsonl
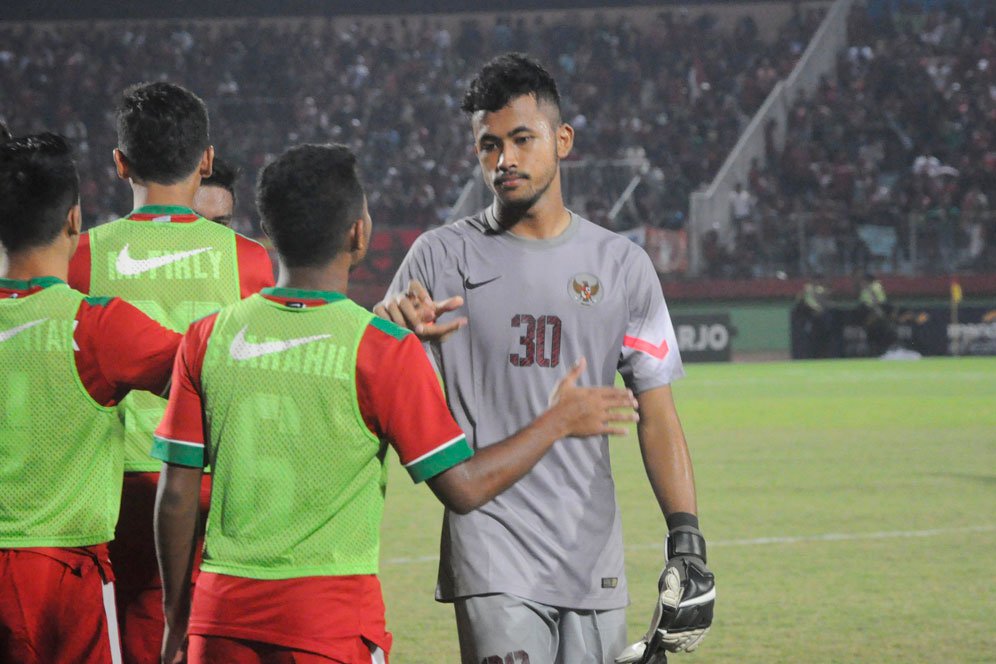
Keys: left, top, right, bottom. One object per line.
{"left": 67, "top": 81, "right": 274, "bottom": 664}
{"left": 378, "top": 54, "right": 715, "bottom": 664}
{"left": 192, "top": 155, "right": 238, "bottom": 225}
{"left": 152, "top": 143, "right": 639, "bottom": 664}
{"left": 0, "top": 132, "right": 180, "bottom": 663}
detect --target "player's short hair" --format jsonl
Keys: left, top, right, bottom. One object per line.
{"left": 462, "top": 53, "right": 561, "bottom": 119}
{"left": 257, "top": 143, "right": 365, "bottom": 268}
{"left": 0, "top": 132, "right": 79, "bottom": 253}
{"left": 201, "top": 156, "right": 239, "bottom": 205}
{"left": 115, "top": 82, "right": 210, "bottom": 185}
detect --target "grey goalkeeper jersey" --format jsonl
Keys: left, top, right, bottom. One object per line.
{"left": 387, "top": 210, "right": 684, "bottom": 610}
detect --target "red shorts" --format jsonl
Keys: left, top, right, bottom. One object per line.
{"left": 110, "top": 471, "right": 212, "bottom": 664}
{"left": 188, "top": 634, "right": 388, "bottom": 664}
{"left": 0, "top": 545, "right": 121, "bottom": 664}
{"left": 189, "top": 572, "right": 391, "bottom": 662}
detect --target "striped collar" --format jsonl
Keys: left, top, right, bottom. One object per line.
{"left": 127, "top": 205, "right": 201, "bottom": 223}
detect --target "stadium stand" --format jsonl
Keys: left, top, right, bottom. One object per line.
{"left": 720, "top": 0, "right": 996, "bottom": 279}
{"left": 0, "top": 6, "right": 820, "bottom": 235}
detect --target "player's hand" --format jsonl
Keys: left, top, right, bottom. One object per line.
{"left": 160, "top": 625, "right": 187, "bottom": 664}
{"left": 548, "top": 357, "right": 639, "bottom": 438}
{"left": 616, "top": 527, "right": 715, "bottom": 663}
{"left": 374, "top": 279, "right": 467, "bottom": 343}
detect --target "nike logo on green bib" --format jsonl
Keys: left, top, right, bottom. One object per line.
{"left": 0, "top": 318, "right": 48, "bottom": 343}
{"left": 229, "top": 325, "right": 332, "bottom": 361}
{"left": 116, "top": 244, "right": 214, "bottom": 276}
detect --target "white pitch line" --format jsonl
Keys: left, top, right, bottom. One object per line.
{"left": 627, "top": 524, "right": 996, "bottom": 552}
{"left": 381, "top": 525, "right": 996, "bottom": 566}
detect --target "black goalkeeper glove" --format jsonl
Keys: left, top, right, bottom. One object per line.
{"left": 615, "top": 522, "right": 715, "bottom": 663}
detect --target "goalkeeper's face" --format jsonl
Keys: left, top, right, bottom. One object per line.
{"left": 471, "top": 94, "right": 573, "bottom": 213}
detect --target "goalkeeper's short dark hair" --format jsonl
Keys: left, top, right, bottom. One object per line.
{"left": 0, "top": 132, "right": 79, "bottom": 253}
{"left": 115, "top": 81, "right": 210, "bottom": 185}
{"left": 462, "top": 53, "right": 561, "bottom": 121}
{"left": 257, "top": 143, "right": 365, "bottom": 268}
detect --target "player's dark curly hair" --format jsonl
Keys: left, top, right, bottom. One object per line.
{"left": 201, "top": 155, "right": 239, "bottom": 205}
{"left": 115, "top": 82, "right": 210, "bottom": 185}
{"left": 257, "top": 144, "right": 365, "bottom": 268}
{"left": 0, "top": 132, "right": 79, "bottom": 253}
{"left": 461, "top": 53, "right": 561, "bottom": 118}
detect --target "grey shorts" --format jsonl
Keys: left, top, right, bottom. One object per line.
{"left": 454, "top": 593, "right": 627, "bottom": 664}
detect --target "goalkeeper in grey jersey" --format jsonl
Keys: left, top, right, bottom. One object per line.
{"left": 378, "top": 53, "right": 714, "bottom": 664}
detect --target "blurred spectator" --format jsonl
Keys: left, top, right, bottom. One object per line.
{"left": 793, "top": 273, "right": 834, "bottom": 358}
{"left": 729, "top": 181, "right": 755, "bottom": 234}
{"left": 857, "top": 272, "right": 896, "bottom": 355}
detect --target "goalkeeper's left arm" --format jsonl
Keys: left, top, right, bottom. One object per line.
{"left": 617, "top": 516, "right": 715, "bottom": 663}
{"left": 618, "top": 385, "right": 715, "bottom": 661}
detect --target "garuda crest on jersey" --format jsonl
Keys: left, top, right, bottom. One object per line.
{"left": 569, "top": 273, "right": 603, "bottom": 306}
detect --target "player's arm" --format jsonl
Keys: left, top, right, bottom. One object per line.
{"left": 361, "top": 326, "right": 637, "bottom": 514}
{"left": 617, "top": 394, "right": 714, "bottom": 663}
{"left": 150, "top": 317, "right": 214, "bottom": 664}
{"left": 637, "top": 385, "right": 696, "bottom": 517}
{"left": 74, "top": 297, "right": 182, "bottom": 406}
{"left": 617, "top": 254, "right": 714, "bottom": 662}
{"left": 427, "top": 357, "right": 637, "bottom": 514}
{"left": 155, "top": 463, "right": 202, "bottom": 664}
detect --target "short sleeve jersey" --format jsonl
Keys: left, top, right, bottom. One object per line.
{"left": 386, "top": 211, "right": 684, "bottom": 610}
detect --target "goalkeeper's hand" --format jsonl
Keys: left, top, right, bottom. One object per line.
{"left": 615, "top": 524, "right": 715, "bottom": 663}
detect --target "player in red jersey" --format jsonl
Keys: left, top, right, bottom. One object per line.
{"left": 66, "top": 82, "right": 274, "bottom": 664}
{"left": 153, "top": 143, "right": 639, "bottom": 664}
{"left": 0, "top": 133, "right": 180, "bottom": 664}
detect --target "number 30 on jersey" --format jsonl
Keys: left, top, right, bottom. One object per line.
{"left": 509, "top": 314, "right": 562, "bottom": 368}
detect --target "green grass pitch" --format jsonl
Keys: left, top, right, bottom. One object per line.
{"left": 378, "top": 358, "right": 996, "bottom": 663}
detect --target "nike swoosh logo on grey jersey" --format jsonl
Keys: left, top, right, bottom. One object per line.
{"left": 228, "top": 325, "right": 332, "bottom": 361}
{"left": 115, "top": 244, "right": 213, "bottom": 276}
{"left": 463, "top": 275, "right": 502, "bottom": 290}
{"left": 0, "top": 318, "right": 48, "bottom": 343}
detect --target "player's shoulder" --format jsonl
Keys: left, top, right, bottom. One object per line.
{"left": 232, "top": 230, "right": 270, "bottom": 256}
{"left": 75, "top": 293, "right": 146, "bottom": 330}
{"left": 411, "top": 213, "right": 490, "bottom": 248}
{"left": 573, "top": 213, "right": 653, "bottom": 266}
{"left": 357, "top": 317, "right": 419, "bottom": 376}
{"left": 86, "top": 216, "right": 131, "bottom": 235}
{"left": 365, "top": 316, "right": 412, "bottom": 343}
{"left": 82, "top": 294, "right": 115, "bottom": 308}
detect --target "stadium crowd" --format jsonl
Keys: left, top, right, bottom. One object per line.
{"left": 717, "top": 0, "right": 996, "bottom": 279}
{"left": 0, "top": 6, "right": 820, "bottom": 237}
{"left": 6, "top": 3, "right": 995, "bottom": 282}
